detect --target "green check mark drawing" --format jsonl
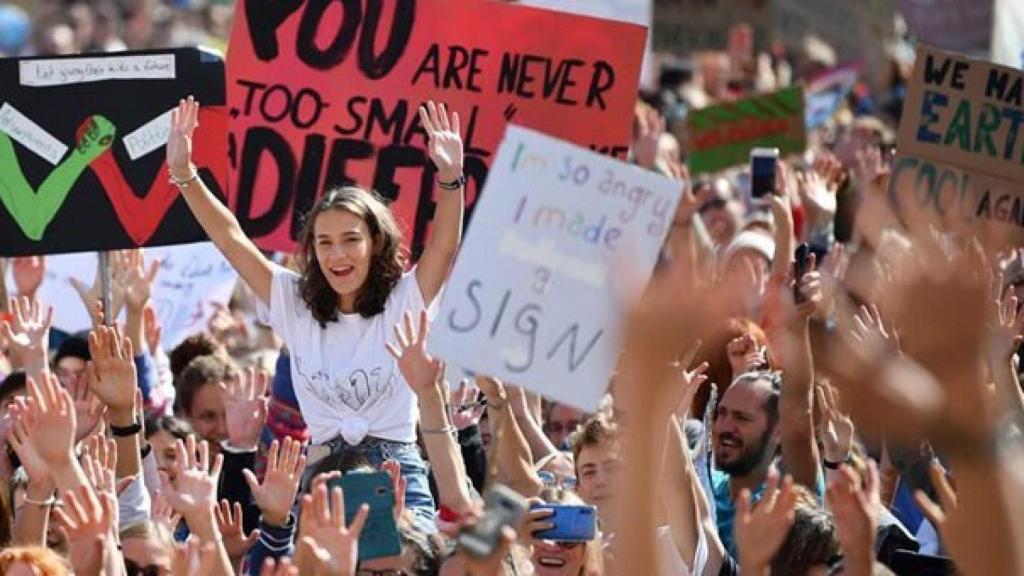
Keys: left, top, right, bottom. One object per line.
{"left": 0, "top": 115, "right": 116, "bottom": 240}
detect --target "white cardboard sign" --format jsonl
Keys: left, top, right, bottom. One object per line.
{"left": 5, "top": 242, "right": 237, "bottom": 349}
{"left": 428, "top": 125, "right": 679, "bottom": 411}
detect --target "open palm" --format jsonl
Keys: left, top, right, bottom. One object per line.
{"left": 167, "top": 97, "right": 199, "bottom": 176}
{"left": 419, "top": 101, "right": 463, "bottom": 182}
{"left": 386, "top": 309, "right": 442, "bottom": 394}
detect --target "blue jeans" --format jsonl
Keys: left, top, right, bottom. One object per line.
{"left": 305, "top": 436, "right": 436, "bottom": 533}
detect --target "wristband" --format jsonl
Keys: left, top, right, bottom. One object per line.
{"left": 823, "top": 454, "right": 853, "bottom": 470}
{"left": 437, "top": 173, "right": 466, "bottom": 190}
{"left": 422, "top": 424, "right": 456, "bottom": 435}
{"left": 169, "top": 164, "right": 199, "bottom": 187}
{"left": 23, "top": 493, "right": 56, "bottom": 507}
{"left": 110, "top": 421, "right": 142, "bottom": 437}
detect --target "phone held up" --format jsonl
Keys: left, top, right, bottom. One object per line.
{"left": 750, "top": 147, "right": 780, "bottom": 203}
{"left": 793, "top": 243, "right": 810, "bottom": 304}
{"left": 331, "top": 471, "right": 402, "bottom": 561}
{"left": 457, "top": 484, "right": 529, "bottom": 559}
{"left": 531, "top": 503, "right": 598, "bottom": 542}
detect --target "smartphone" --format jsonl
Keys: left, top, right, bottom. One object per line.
{"left": 793, "top": 243, "right": 810, "bottom": 303}
{"left": 457, "top": 484, "right": 528, "bottom": 558}
{"left": 332, "top": 471, "right": 401, "bottom": 561}
{"left": 531, "top": 504, "right": 597, "bottom": 542}
{"left": 750, "top": 147, "right": 780, "bottom": 199}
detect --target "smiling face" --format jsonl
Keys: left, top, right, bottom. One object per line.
{"left": 148, "top": 429, "right": 179, "bottom": 483}
{"left": 314, "top": 209, "right": 374, "bottom": 313}
{"left": 532, "top": 539, "right": 586, "bottom": 575}
{"left": 713, "top": 377, "right": 777, "bottom": 477}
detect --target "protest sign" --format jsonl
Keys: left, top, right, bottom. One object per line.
{"left": 6, "top": 243, "right": 237, "bottom": 349}
{"left": 992, "top": 0, "right": 1024, "bottom": 69}
{"left": 687, "top": 86, "right": 806, "bottom": 175}
{"left": 226, "top": 0, "right": 646, "bottom": 255}
{"left": 0, "top": 48, "right": 229, "bottom": 256}
{"left": 804, "top": 65, "right": 859, "bottom": 129}
{"left": 519, "top": 0, "right": 654, "bottom": 88}
{"left": 893, "top": 45, "right": 1024, "bottom": 245}
{"left": 898, "top": 0, "right": 994, "bottom": 56}
{"left": 428, "top": 125, "right": 680, "bottom": 411}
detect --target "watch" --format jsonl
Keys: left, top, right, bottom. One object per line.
{"left": 110, "top": 421, "right": 143, "bottom": 437}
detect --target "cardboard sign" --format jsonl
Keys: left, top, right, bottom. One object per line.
{"left": 519, "top": 0, "right": 654, "bottom": 88}
{"left": 654, "top": 0, "right": 770, "bottom": 55}
{"left": 428, "top": 125, "right": 680, "bottom": 411}
{"left": 805, "top": 65, "right": 859, "bottom": 129}
{"left": 898, "top": 0, "right": 994, "bottom": 56}
{"left": 5, "top": 242, "right": 237, "bottom": 349}
{"left": 687, "top": 86, "right": 806, "bottom": 175}
{"left": 226, "top": 0, "right": 646, "bottom": 255}
{"left": 0, "top": 48, "right": 229, "bottom": 256}
{"left": 893, "top": 45, "right": 1024, "bottom": 244}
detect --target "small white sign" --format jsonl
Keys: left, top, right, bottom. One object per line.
{"left": 429, "top": 125, "right": 680, "bottom": 411}
{"left": 19, "top": 54, "right": 176, "bottom": 87}
{"left": 5, "top": 242, "right": 238, "bottom": 349}
{"left": 123, "top": 109, "right": 174, "bottom": 161}
{"left": 0, "top": 102, "right": 67, "bottom": 165}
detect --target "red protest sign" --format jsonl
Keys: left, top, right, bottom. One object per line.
{"left": 226, "top": 0, "right": 646, "bottom": 254}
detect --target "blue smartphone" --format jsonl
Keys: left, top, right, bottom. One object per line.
{"left": 332, "top": 471, "right": 401, "bottom": 561}
{"left": 531, "top": 504, "right": 597, "bottom": 541}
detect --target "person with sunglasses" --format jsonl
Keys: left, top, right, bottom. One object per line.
{"left": 521, "top": 487, "right": 602, "bottom": 576}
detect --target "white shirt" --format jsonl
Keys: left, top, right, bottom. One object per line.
{"left": 269, "top": 265, "right": 434, "bottom": 445}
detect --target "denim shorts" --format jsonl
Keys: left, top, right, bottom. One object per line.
{"left": 304, "top": 435, "right": 436, "bottom": 533}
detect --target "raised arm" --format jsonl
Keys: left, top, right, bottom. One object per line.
{"left": 415, "top": 102, "right": 465, "bottom": 306}
{"left": 475, "top": 376, "right": 543, "bottom": 498}
{"left": 386, "top": 310, "right": 475, "bottom": 514}
{"left": 168, "top": 96, "right": 274, "bottom": 304}
{"left": 766, "top": 195, "right": 821, "bottom": 491}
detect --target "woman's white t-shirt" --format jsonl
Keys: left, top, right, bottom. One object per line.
{"left": 268, "top": 265, "right": 435, "bottom": 445}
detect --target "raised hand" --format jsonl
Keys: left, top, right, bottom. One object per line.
{"left": 86, "top": 325, "right": 138, "bottom": 417}
{"left": 123, "top": 249, "right": 160, "bottom": 312}
{"left": 734, "top": 470, "right": 797, "bottom": 575}
{"left": 913, "top": 461, "right": 989, "bottom": 574}
{"left": 450, "top": 379, "right": 485, "bottom": 430}
{"left": 386, "top": 309, "right": 443, "bottom": 395}
{"left": 828, "top": 461, "right": 880, "bottom": 573}
{"left": 215, "top": 499, "right": 259, "bottom": 559}
{"left": 243, "top": 437, "right": 306, "bottom": 527}
{"left": 54, "top": 485, "right": 117, "bottom": 576}
{"left": 17, "top": 372, "right": 78, "bottom": 474}
{"left": 152, "top": 490, "right": 183, "bottom": 535}
{"left": 167, "top": 96, "right": 200, "bottom": 180}
{"left": 849, "top": 303, "right": 898, "bottom": 358}
{"left": 1, "top": 296, "right": 52, "bottom": 370}
{"left": 815, "top": 381, "right": 854, "bottom": 465}
{"left": 69, "top": 253, "right": 126, "bottom": 327}
{"left": 12, "top": 256, "right": 45, "bottom": 299}
{"left": 989, "top": 284, "right": 1024, "bottom": 362}
{"left": 381, "top": 459, "right": 407, "bottom": 522}
{"left": 726, "top": 333, "right": 766, "bottom": 379}
{"left": 161, "top": 435, "right": 223, "bottom": 539}
{"left": 6, "top": 396, "right": 55, "bottom": 497}
{"left": 69, "top": 376, "right": 105, "bottom": 443}
{"left": 220, "top": 367, "right": 269, "bottom": 450}
{"left": 418, "top": 101, "right": 464, "bottom": 183}
{"left": 633, "top": 104, "right": 665, "bottom": 171}
{"left": 80, "top": 436, "right": 120, "bottom": 497}
{"left": 143, "top": 304, "right": 163, "bottom": 355}
{"left": 297, "top": 480, "right": 369, "bottom": 576}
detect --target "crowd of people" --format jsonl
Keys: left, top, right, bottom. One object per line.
{"left": 1, "top": 1, "right": 1023, "bottom": 575}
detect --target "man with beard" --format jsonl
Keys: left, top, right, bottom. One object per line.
{"left": 710, "top": 368, "right": 823, "bottom": 558}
